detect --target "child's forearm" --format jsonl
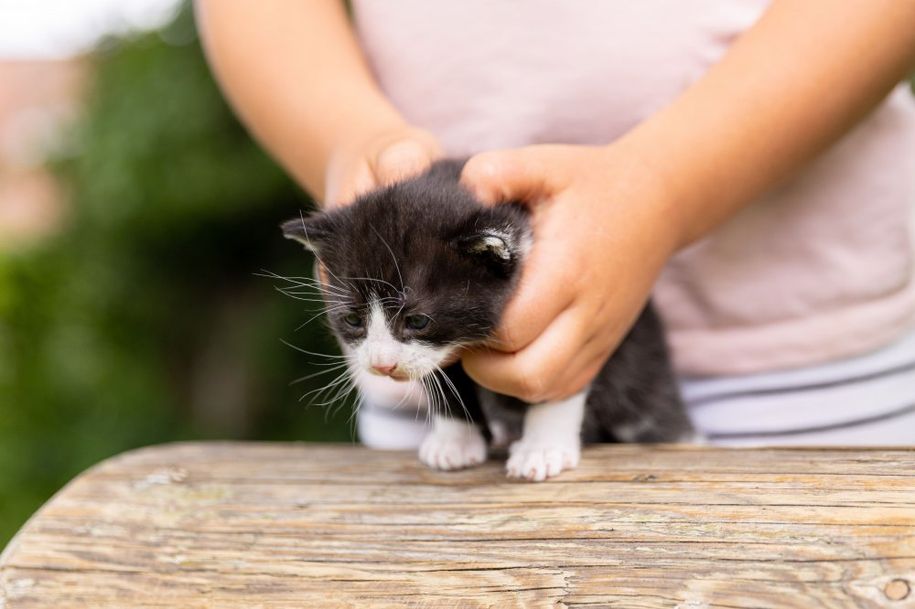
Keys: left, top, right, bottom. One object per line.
{"left": 624, "top": 0, "right": 915, "bottom": 249}
{"left": 195, "top": 0, "right": 406, "bottom": 199}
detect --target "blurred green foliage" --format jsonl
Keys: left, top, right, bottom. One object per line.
{"left": 0, "top": 5, "right": 350, "bottom": 547}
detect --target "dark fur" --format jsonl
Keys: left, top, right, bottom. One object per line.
{"left": 282, "top": 160, "right": 694, "bottom": 444}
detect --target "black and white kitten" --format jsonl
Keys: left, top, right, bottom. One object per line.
{"left": 282, "top": 160, "right": 695, "bottom": 481}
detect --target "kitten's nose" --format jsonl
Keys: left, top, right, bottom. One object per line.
{"left": 371, "top": 364, "right": 398, "bottom": 376}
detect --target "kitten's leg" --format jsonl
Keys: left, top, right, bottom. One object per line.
{"left": 418, "top": 363, "right": 487, "bottom": 471}
{"left": 506, "top": 391, "right": 586, "bottom": 482}
{"left": 478, "top": 387, "right": 525, "bottom": 450}
{"left": 419, "top": 415, "right": 487, "bottom": 471}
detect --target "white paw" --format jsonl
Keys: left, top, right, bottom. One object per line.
{"left": 506, "top": 440, "right": 580, "bottom": 482}
{"left": 419, "top": 423, "right": 487, "bottom": 471}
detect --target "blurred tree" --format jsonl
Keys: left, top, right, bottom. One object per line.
{"left": 0, "top": 4, "right": 350, "bottom": 547}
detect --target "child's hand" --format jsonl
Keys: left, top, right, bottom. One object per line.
{"left": 459, "top": 143, "right": 681, "bottom": 403}
{"left": 324, "top": 126, "right": 442, "bottom": 207}
{"left": 454, "top": 2, "right": 915, "bottom": 405}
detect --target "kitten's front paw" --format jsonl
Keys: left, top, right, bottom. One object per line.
{"left": 419, "top": 425, "right": 487, "bottom": 471}
{"left": 506, "top": 440, "right": 580, "bottom": 482}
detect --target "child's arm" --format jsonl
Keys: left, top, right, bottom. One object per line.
{"left": 195, "top": 0, "right": 440, "bottom": 205}
{"left": 461, "top": 0, "right": 915, "bottom": 403}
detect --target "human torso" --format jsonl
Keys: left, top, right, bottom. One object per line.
{"left": 353, "top": 0, "right": 915, "bottom": 376}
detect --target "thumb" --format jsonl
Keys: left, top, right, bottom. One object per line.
{"left": 460, "top": 145, "right": 568, "bottom": 205}
{"left": 371, "top": 130, "right": 442, "bottom": 187}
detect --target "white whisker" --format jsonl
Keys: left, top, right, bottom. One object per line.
{"left": 290, "top": 361, "right": 351, "bottom": 385}
{"left": 369, "top": 225, "right": 406, "bottom": 294}
{"left": 435, "top": 365, "right": 471, "bottom": 423}
{"left": 280, "top": 340, "right": 349, "bottom": 360}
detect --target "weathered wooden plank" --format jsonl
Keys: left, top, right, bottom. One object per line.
{"left": 1, "top": 442, "right": 913, "bottom": 608}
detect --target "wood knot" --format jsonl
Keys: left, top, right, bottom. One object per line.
{"left": 884, "top": 578, "right": 911, "bottom": 601}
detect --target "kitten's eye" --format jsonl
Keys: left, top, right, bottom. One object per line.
{"left": 404, "top": 314, "right": 431, "bottom": 331}
{"left": 343, "top": 311, "right": 363, "bottom": 328}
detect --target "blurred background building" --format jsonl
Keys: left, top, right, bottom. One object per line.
{"left": 0, "top": 0, "right": 182, "bottom": 246}
{"left": 0, "top": 59, "right": 82, "bottom": 247}
{"left": 0, "top": 1, "right": 349, "bottom": 546}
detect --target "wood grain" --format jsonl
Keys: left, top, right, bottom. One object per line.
{"left": 1, "top": 442, "right": 913, "bottom": 608}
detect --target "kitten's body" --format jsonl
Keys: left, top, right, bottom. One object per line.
{"left": 283, "top": 160, "right": 694, "bottom": 481}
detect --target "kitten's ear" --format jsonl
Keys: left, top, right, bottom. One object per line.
{"left": 459, "top": 231, "right": 513, "bottom": 260}
{"left": 456, "top": 229, "right": 525, "bottom": 273}
{"left": 281, "top": 215, "right": 331, "bottom": 253}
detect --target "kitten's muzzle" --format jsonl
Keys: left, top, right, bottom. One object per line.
{"left": 371, "top": 364, "right": 398, "bottom": 376}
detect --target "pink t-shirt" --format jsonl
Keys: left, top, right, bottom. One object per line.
{"left": 352, "top": 0, "right": 915, "bottom": 377}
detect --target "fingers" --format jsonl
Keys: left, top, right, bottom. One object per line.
{"left": 326, "top": 129, "right": 442, "bottom": 207}
{"left": 372, "top": 127, "right": 442, "bottom": 187}
{"left": 462, "top": 147, "right": 580, "bottom": 352}
{"left": 464, "top": 311, "right": 616, "bottom": 403}
{"left": 329, "top": 158, "right": 376, "bottom": 206}
{"left": 460, "top": 146, "right": 570, "bottom": 205}
{"left": 372, "top": 137, "right": 436, "bottom": 186}
{"left": 464, "top": 305, "right": 593, "bottom": 402}
{"left": 490, "top": 242, "right": 575, "bottom": 352}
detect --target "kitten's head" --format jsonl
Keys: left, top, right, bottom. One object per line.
{"left": 282, "top": 161, "right": 529, "bottom": 381}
